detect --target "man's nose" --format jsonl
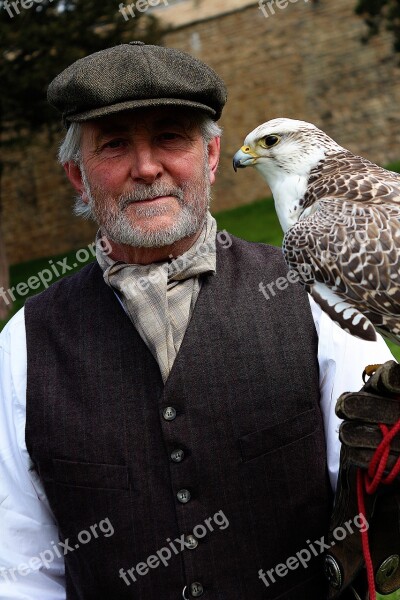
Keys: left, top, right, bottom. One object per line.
{"left": 129, "top": 142, "right": 163, "bottom": 183}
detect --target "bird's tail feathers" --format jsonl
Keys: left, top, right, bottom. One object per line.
{"left": 310, "top": 281, "right": 377, "bottom": 342}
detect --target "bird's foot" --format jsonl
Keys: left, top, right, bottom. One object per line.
{"left": 362, "top": 364, "right": 383, "bottom": 383}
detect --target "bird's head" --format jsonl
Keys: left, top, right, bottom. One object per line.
{"left": 233, "top": 118, "right": 343, "bottom": 186}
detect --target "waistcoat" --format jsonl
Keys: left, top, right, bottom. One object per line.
{"left": 25, "top": 235, "right": 333, "bottom": 599}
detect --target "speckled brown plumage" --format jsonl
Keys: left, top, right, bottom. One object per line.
{"left": 234, "top": 118, "right": 400, "bottom": 343}
{"left": 284, "top": 151, "right": 400, "bottom": 342}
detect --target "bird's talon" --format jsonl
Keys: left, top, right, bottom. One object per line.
{"left": 362, "top": 364, "right": 382, "bottom": 383}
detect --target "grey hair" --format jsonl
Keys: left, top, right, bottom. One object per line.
{"left": 199, "top": 117, "right": 223, "bottom": 144}
{"left": 58, "top": 122, "right": 82, "bottom": 164}
{"left": 58, "top": 113, "right": 222, "bottom": 166}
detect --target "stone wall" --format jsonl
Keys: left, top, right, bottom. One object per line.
{"left": 147, "top": 0, "right": 256, "bottom": 28}
{"left": 163, "top": 0, "right": 400, "bottom": 211}
{"left": 1, "top": 134, "right": 97, "bottom": 265}
{"left": 2, "top": 0, "right": 400, "bottom": 264}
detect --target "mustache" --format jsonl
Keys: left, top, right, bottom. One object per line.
{"left": 119, "top": 184, "right": 184, "bottom": 209}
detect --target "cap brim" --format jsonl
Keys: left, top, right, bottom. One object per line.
{"left": 64, "top": 97, "right": 218, "bottom": 126}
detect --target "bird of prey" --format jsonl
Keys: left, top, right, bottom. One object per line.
{"left": 233, "top": 118, "right": 400, "bottom": 344}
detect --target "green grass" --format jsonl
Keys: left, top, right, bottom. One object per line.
{"left": 215, "top": 196, "right": 283, "bottom": 247}
{"left": 386, "top": 161, "right": 400, "bottom": 174}
{"left": 378, "top": 592, "right": 400, "bottom": 600}
{"left": 0, "top": 248, "right": 97, "bottom": 329}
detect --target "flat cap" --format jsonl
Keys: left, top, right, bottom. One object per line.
{"left": 47, "top": 41, "right": 227, "bottom": 126}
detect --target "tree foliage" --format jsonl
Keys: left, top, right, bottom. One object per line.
{"left": 0, "top": 0, "right": 164, "bottom": 317}
{"left": 0, "top": 0, "right": 163, "bottom": 138}
{"left": 355, "top": 0, "right": 400, "bottom": 52}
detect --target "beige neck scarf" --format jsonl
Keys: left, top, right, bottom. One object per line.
{"left": 96, "top": 212, "right": 217, "bottom": 383}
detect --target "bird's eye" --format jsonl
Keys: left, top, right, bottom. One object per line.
{"left": 260, "top": 135, "right": 280, "bottom": 149}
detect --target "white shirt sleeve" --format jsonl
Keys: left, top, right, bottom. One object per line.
{"left": 308, "top": 295, "right": 396, "bottom": 491}
{"left": 0, "top": 300, "right": 396, "bottom": 597}
{"left": 0, "top": 308, "right": 66, "bottom": 600}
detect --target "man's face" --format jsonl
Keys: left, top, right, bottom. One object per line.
{"left": 67, "top": 108, "right": 220, "bottom": 248}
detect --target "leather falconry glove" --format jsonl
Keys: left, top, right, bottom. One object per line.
{"left": 325, "top": 360, "right": 400, "bottom": 600}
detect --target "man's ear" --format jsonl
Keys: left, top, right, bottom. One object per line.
{"left": 207, "top": 137, "right": 221, "bottom": 186}
{"left": 63, "top": 162, "right": 89, "bottom": 203}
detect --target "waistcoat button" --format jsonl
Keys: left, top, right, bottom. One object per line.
{"left": 171, "top": 448, "right": 185, "bottom": 462}
{"left": 185, "top": 534, "right": 198, "bottom": 549}
{"left": 190, "top": 581, "right": 204, "bottom": 597}
{"left": 177, "top": 489, "right": 191, "bottom": 503}
{"left": 376, "top": 555, "right": 399, "bottom": 589}
{"left": 324, "top": 554, "right": 342, "bottom": 589}
{"left": 163, "top": 406, "right": 177, "bottom": 421}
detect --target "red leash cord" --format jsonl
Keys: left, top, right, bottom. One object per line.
{"left": 356, "top": 419, "right": 400, "bottom": 600}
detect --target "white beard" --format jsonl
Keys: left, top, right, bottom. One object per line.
{"left": 77, "top": 160, "right": 211, "bottom": 248}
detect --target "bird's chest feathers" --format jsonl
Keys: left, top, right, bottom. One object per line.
{"left": 270, "top": 174, "right": 309, "bottom": 233}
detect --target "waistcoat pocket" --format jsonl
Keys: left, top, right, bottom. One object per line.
{"left": 51, "top": 459, "right": 131, "bottom": 490}
{"left": 239, "top": 407, "right": 319, "bottom": 462}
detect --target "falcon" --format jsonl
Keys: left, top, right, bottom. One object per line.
{"left": 233, "top": 118, "right": 400, "bottom": 345}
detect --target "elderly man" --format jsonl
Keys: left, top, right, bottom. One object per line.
{"left": 0, "top": 42, "right": 395, "bottom": 600}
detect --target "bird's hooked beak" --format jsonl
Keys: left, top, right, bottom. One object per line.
{"left": 233, "top": 146, "right": 259, "bottom": 172}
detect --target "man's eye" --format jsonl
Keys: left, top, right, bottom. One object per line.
{"left": 104, "top": 139, "right": 125, "bottom": 149}
{"left": 159, "top": 132, "right": 181, "bottom": 141}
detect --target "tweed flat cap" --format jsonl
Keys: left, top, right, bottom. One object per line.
{"left": 47, "top": 41, "right": 227, "bottom": 126}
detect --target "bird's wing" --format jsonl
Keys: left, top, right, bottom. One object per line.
{"left": 283, "top": 198, "right": 400, "bottom": 342}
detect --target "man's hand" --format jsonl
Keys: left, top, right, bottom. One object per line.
{"left": 325, "top": 360, "right": 400, "bottom": 599}
{"left": 337, "top": 360, "right": 400, "bottom": 474}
